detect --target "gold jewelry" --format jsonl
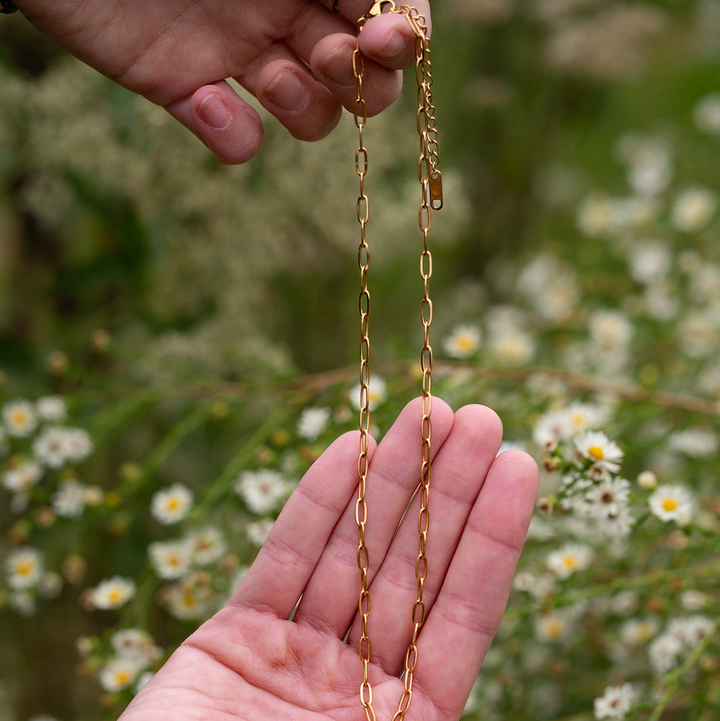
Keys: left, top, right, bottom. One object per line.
{"left": 352, "top": 2, "right": 442, "bottom": 719}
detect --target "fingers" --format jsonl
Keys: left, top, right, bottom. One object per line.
{"left": 345, "top": 405, "right": 504, "bottom": 674}
{"left": 229, "top": 430, "right": 377, "bottom": 618}
{"left": 292, "top": 397, "right": 454, "bottom": 637}
{"left": 251, "top": 48, "right": 344, "bottom": 142}
{"left": 413, "top": 449, "right": 539, "bottom": 718}
{"left": 309, "top": 34, "right": 402, "bottom": 116}
{"left": 165, "top": 80, "right": 264, "bottom": 165}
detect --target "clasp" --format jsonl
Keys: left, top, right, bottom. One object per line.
{"left": 358, "top": 0, "right": 396, "bottom": 25}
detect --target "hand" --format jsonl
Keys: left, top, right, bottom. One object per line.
{"left": 18, "top": 0, "right": 431, "bottom": 164}
{"left": 120, "top": 398, "right": 538, "bottom": 721}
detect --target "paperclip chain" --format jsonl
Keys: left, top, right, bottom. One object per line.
{"left": 353, "top": 3, "right": 442, "bottom": 719}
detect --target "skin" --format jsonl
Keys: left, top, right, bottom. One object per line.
{"left": 17, "top": 0, "right": 434, "bottom": 163}
{"left": 120, "top": 398, "right": 538, "bottom": 721}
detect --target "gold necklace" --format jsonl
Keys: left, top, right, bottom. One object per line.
{"left": 352, "top": 3, "right": 442, "bottom": 718}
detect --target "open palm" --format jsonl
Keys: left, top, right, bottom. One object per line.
{"left": 120, "top": 398, "right": 538, "bottom": 721}
{"left": 19, "top": 0, "right": 428, "bottom": 163}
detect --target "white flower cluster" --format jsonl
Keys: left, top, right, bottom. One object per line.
{"left": 1, "top": 396, "right": 95, "bottom": 517}
{"left": 648, "top": 615, "right": 715, "bottom": 674}
{"left": 4, "top": 546, "right": 63, "bottom": 616}
{"left": 147, "top": 527, "right": 228, "bottom": 621}
{"left": 98, "top": 628, "right": 161, "bottom": 694}
{"left": 149, "top": 528, "right": 226, "bottom": 580}
{"left": 535, "top": 404, "right": 637, "bottom": 539}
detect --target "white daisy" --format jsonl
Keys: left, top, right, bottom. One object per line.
{"left": 586, "top": 477, "right": 631, "bottom": 518}
{"left": 547, "top": 543, "right": 592, "bottom": 579}
{"left": 680, "top": 590, "right": 707, "bottom": 611}
{"left": 92, "top": 576, "right": 136, "bottom": 609}
{"left": 565, "top": 403, "right": 610, "bottom": 437}
{"left": 6, "top": 547, "right": 44, "bottom": 590}
{"left": 672, "top": 186, "right": 717, "bottom": 232}
{"left": 99, "top": 657, "right": 143, "bottom": 692}
{"left": 577, "top": 194, "right": 616, "bottom": 237}
{"left": 235, "top": 469, "right": 287, "bottom": 515}
{"left": 648, "top": 484, "right": 694, "bottom": 524}
{"left": 443, "top": 324, "right": 481, "bottom": 359}
{"left": 667, "top": 428, "right": 718, "bottom": 458}
{"left": 535, "top": 612, "right": 568, "bottom": 641}
{"left": 36, "top": 396, "right": 67, "bottom": 422}
{"left": 3, "top": 399, "right": 38, "bottom": 438}
{"left": 165, "top": 581, "right": 213, "bottom": 620}
{"left": 62, "top": 428, "right": 93, "bottom": 463}
{"left": 111, "top": 628, "right": 159, "bottom": 666}
{"left": 648, "top": 633, "right": 682, "bottom": 674}
{"left": 39, "top": 572, "right": 63, "bottom": 599}
{"left": 10, "top": 591, "right": 37, "bottom": 616}
{"left": 52, "top": 479, "right": 87, "bottom": 518}
{"left": 667, "top": 615, "right": 715, "bottom": 648}
{"left": 629, "top": 240, "right": 671, "bottom": 285}
{"left": 350, "top": 376, "right": 387, "bottom": 412}
{"left": 595, "top": 507, "right": 634, "bottom": 539}
{"left": 621, "top": 618, "right": 658, "bottom": 645}
{"left": 151, "top": 484, "right": 193, "bottom": 525}
{"left": 296, "top": 407, "right": 332, "bottom": 442}
{"left": 247, "top": 518, "right": 274, "bottom": 547}
{"left": 2, "top": 460, "right": 43, "bottom": 493}
{"left": 512, "top": 571, "right": 536, "bottom": 592}
{"left": 187, "top": 528, "right": 227, "bottom": 566}
{"left": 574, "top": 430, "right": 624, "bottom": 472}
{"left": 589, "top": 310, "right": 633, "bottom": 352}
{"left": 487, "top": 327, "right": 535, "bottom": 364}
{"left": 637, "top": 470, "right": 657, "bottom": 490}
{"left": 33, "top": 426, "right": 69, "bottom": 469}
{"left": 148, "top": 540, "right": 193, "bottom": 580}
{"left": 594, "top": 683, "right": 636, "bottom": 719}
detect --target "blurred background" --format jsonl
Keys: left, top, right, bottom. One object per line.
{"left": 2, "top": 1, "right": 720, "bottom": 720}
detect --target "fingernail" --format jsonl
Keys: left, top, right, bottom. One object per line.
{"left": 264, "top": 69, "right": 309, "bottom": 112}
{"left": 318, "top": 45, "right": 355, "bottom": 87}
{"left": 197, "top": 93, "right": 231, "bottom": 130}
{"left": 377, "top": 30, "right": 405, "bottom": 60}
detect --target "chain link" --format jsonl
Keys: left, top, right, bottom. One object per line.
{"left": 353, "top": 3, "right": 442, "bottom": 719}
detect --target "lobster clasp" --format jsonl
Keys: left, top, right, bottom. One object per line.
{"left": 359, "top": 0, "right": 396, "bottom": 24}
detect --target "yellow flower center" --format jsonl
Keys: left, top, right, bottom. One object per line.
{"left": 166, "top": 498, "right": 181, "bottom": 511}
{"left": 11, "top": 411, "right": 28, "bottom": 426}
{"left": 115, "top": 671, "right": 130, "bottom": 685}
{"left": 636, "top": 624, "right": 655, "bottom": 642}
{"left": 563, "top": 555, "right": 578, "bottom": 568}
{"left": 588, "top": 445, "right": 605, "bottom": 460}
{"left": 183, "top": 593, "right": 197, "bottom": 608}
{"left": 662, "top": 498, "right": 678, "bottom": 512}
{"left": 168, "top": 555, "right": 180, "bottom": 566}
{"left": 108, "top": 589, "right": 122, "bottom": 602}
{"left": 457, "top": 336, "right": 473, "bottom": 350}
{"left": 545, "top": 619, "right": 564, "bottom": 637}
{"left": 16, "top": 561, "right": 33, "bottom": 576}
